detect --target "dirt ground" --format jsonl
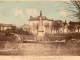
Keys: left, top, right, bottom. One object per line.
{"left": 0, "top": 40, "right": 80, "bottom": 56}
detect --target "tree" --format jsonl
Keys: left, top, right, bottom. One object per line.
{"left": 49, "top": 25, "right": 53, "bottom": 34}
{"left": 44, "top": 23, "right": 49, "bottom": 34}
{"left": 70, "top": 0, "right": 80, "bottom": 11}
{"left": 68, "top": 25, "right": 76, "bottom": 32}
{"left": 77, "top": 25, "right": 80, "bottom": 32}
{"left": 69, "top": 0, "right": 80, "bottom": 20}
{"left": 5, "top": 26, "right": 16, "bottom": 35}
{"left": 52, "top": 21, "right": 63, "bottom": 34}
{"left": 34, "top": 23, "right": 39, "bottom": 34}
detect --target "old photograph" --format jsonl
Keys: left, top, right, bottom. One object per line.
{"left": 0, "top": 0, "right": 80, "bottom": 57}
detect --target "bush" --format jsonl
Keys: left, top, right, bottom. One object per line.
{"left": 65, "top": 34, "right": 72, "bottom": 41}
{"left": 0, "top": 32, "right": 5, "bottom": 36}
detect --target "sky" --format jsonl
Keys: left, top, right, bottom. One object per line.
{"left": 0, "top": 1, "right": 77, "bottom": 27}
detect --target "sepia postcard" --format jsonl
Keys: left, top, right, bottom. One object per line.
{"left": 0, "top": 0, "right": 80, "bottom": 60}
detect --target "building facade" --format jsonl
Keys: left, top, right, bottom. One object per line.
{"left": 29, "top": 11, "right": 53, "bottom": 35}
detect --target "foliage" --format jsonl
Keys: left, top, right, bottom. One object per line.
{"left": 52, "top": 21, "right": 63, "bottom": 33}
{"left": 15, "top": 28, "right": 31, "bottom": 35}
{"left": 69, "top": 0, "right": 80, "bottom": 20}
{"left": 68, "top": 25, "right": 76, "bottom": 31}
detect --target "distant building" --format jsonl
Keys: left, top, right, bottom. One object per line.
{"left": 0, "top": 23, "right": 14, "bottom": 31}
{"left": 68, "top": 21, "right": 80, "bottom": 33}
{"left": 22, "top": 24, "right": 30, "bottom": 32}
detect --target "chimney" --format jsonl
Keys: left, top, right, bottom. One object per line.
{"left": 40, "top": 11, "right": 42, "bottom": 16}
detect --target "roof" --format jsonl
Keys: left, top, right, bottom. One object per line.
{"left": 69, "top": 21, "right": 80, "bottom": 25}
{"left": 0, "top": 23, "right": 13, "bottom": 27}
{"left": 29, "top": 11, "right": 53, "bottom": 21}
{"left": 29, "top": 16, "right": 53, "bottom": 21}
{"left": 54, "top": 20, "right": 63, "bottom": 23}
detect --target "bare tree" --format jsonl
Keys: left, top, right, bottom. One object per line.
{"left": 70, "top": 0, "right": 80, "bottom": 20}
{"left": 70, "top": 0, "right": 80, "bottom": 11}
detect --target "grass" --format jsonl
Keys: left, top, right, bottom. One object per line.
{"left": 0, "top": 33, "right": 80, "bottom": 55}
{"left": 0, "top": 35, "right": 17, "bottom": 50}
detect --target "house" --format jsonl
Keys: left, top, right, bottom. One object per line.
{"left": 68, "top": 21, "right": 80, "bottom": 33}
{"left": 29, "top": 11, "right": 53, "bottom": 35}
{"left": 0, "top": 23, "right": 15, "bottom": 31}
